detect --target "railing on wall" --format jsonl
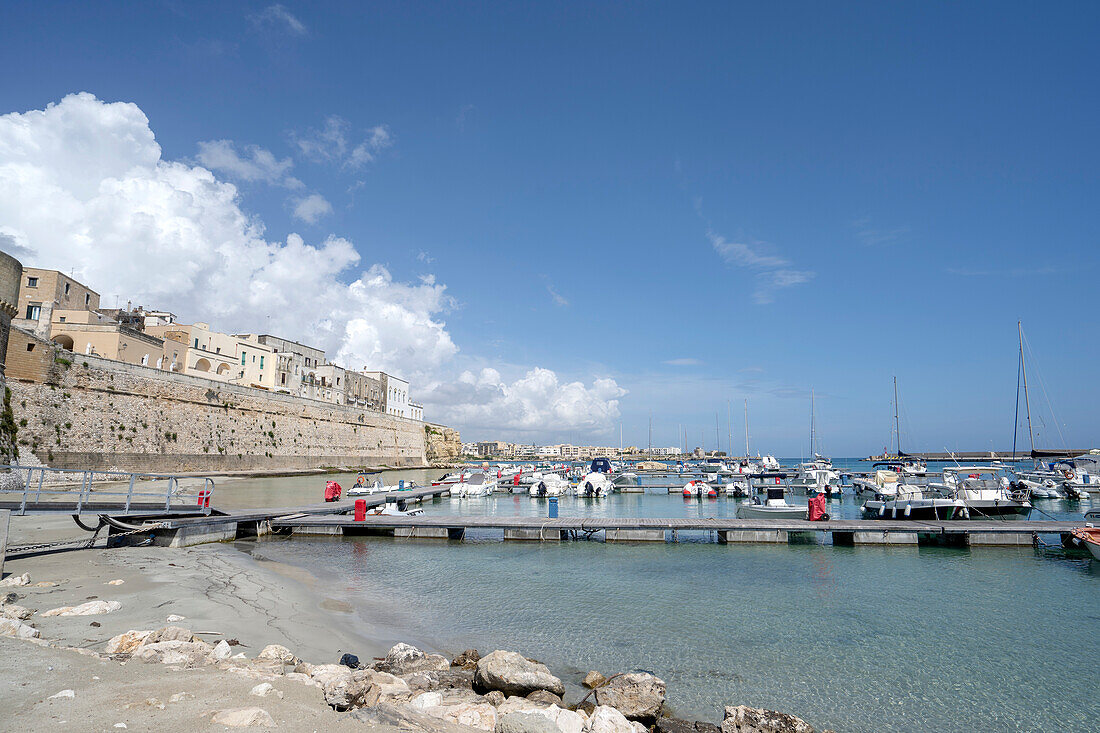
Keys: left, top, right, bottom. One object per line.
{"left": 0, "top": 465, "right": 214, "bottom": 516}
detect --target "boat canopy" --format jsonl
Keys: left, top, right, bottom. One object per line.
{"left": 752, "top": 472, "right": 788, "bottom": 480}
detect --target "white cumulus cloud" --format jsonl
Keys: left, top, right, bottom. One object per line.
{"left": 0, "top": 92, "right": 623, "bottom": 438}
{"left": 195, "top": 139, "right": 299, "bottom": 187}
{"left": 292, "top": 193, "right": 333, "bottom": 223}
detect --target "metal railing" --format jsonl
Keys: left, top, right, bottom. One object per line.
{"left": 0, "top": 465, "right": 214, "bottom": 516}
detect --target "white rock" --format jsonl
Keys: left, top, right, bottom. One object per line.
{"left": 168, "top": 692, "right": 194, "bottom": 703}
{"left": 583, "top": 706, "right": 635, "bottom": 733}
{"left": 106, "top": 579, "right": 125, "bottom": 586}
{"left": 210, "top": 707, "right": 277, "bottom": 727}
{"left": 411, "top": 691, "right": 443, "bottom": 710}
{"left": 424, "top": 701, "right": 498, "bottom": 731}
{"left": 0, "top": 617, "right": 41, "bottom": 639}
{"left": 474, "top": 650, "right": 565, "bottom": 697}
{"left": 42, "top": 600, "right": 122, "bottom": 617}
{"left": 114, "top": 724, "right": 127, "bottom": 729}
{"left": 213, "top": 640, "right": 233, "bottom": 660}
{"left": 1, "top": 603, "right": 33, "bottom": 621}
{"left": 48, "top": 689, "right": 76, "bottom": 700}
{"left": 232, "top": 652, "right": 248, "bottom": 659}
{"left": 284, "top": 672, "right": 312, "bottom": 684}
{"left": 0, "top": 573, "right": 30, "bottom": 587}
{"left": 250, "top": 683, "right": 282, "bottom": 699}
{"left": 630, "top": 723, "right": 647, "bottom": 733}
{"left": 257, "top": 644, "right": 299, "bottom": 665}
{"left": 165, "top": 614, "right": 185, "bottom": 622}
{"left": 721, "top": 705, "right": 815, "bottom": 733}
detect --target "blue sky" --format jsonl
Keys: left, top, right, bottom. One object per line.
{"left": 1, "top": 1, "right": 1097, "bottom": 454}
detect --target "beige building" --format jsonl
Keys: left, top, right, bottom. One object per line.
{"left": 345, "top": 369, "right": 383, "bottom": 410}
{"left": 13, "top": 268, "right": 100, "bottom": 338}
{"left": 148, "top": 322, "right": 276, "bottom": 389}
{"left": 48, "top": 309, "right": 164, "bottom": 367}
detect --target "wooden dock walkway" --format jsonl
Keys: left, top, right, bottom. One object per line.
{"left": 266, "top": 514, "right": 1083, "bottom": 548}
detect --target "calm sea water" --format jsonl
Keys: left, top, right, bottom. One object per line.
{"left": 215, "top": 463, "right": 1100, "bottom": 732}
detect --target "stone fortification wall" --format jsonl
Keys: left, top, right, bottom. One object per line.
{"left": 425, "top": 423, "right": 462, "bottom": 465}
{"left": 4, "top": 330, "right": 430, "bottom": 473}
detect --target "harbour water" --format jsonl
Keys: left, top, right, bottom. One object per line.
{"left": 215, "top": 464, "right": 1100, "bottom": 732}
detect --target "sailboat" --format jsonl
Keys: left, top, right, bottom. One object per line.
{"left": 789, "top": 389, "right": 841, "bottom": 496}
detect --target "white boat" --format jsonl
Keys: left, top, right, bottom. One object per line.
{"left": 760, "top": 455, "right": 781, "bottom": 471}
{"left": 861, "top": 482, "right": 967, "bottom": 520}
{"left": 530, "top": 474, "right": 569, "bottom": 496}
{"left": 347, "top": 472, "right": 387, "bottom": 496}
{"left": 1049, "top": 454, "right": 1100, "bottom": 498}
{"left": 736, "top": 475, "right": 807, "bottom": 519}
{"left": 681, "top": 479, "right": 717, "bottom": 498}
{"left": 788, "top": 464, "right": 842, "bottom": 496}
{"left": 724, "top": 479, "right": 751, "bottom": 497}
{"left": 853, "top": 466, "right": 902, "bottom": 499}
{"left": 450, "top": 472, "right": 496, "bottom": 498}
{"left": 576, "top": 472, "right": 614, "bottom": 497}
{"left": 1070, "top": 527, "right": 1100, "bottom": 561}
{"left": 366, "top": 500, "right": 424, "bottom": 517}
{"left": 432, "top": 470, "right": 474, "bottom": 487}
{"left": 931, "top": 467, "right": 1032, "bottom": 518}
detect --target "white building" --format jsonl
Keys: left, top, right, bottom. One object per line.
{"left": 364, "top": 371, "right": 412, "bottom": 418}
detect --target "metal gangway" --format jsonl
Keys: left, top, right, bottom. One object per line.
{"left": 0, "top": 465, "right": 215, "bottom": 516}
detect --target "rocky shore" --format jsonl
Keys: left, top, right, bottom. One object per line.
{"left": 1, "top": 563, "right": 824, "bottom": 733}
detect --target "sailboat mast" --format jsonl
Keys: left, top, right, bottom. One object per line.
{"left": 715, "top": 412, "right": 720, "bottom": 455}
{"left": 809, "top": 388, "right": 815, "bottom": 458}
{"left": 727, "top": 400, "right": 732, "bottom": 459}
{"left": 744, "top": 399, "right": 749, "bottom": 457}
{"left": 1019, "top": 321, "right": 1035, "bottom": 453}
{"left": 893, "top": 376, "right": 901, "bottom": 457}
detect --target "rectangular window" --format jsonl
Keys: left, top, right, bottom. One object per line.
{"left": 26, "top": 343, "right": 34, "bottom": 352}
{"left": 26, "top": 277, "right": 37, "bottom": 287}
{"left": 85, "top": 293, "right": 90, "bottom": 306}
{"left": 259, "top": 356, "right": 264, "bottom": 369}
{"left": 194, "top": 338, "right": 199, "bottom": 348}
{"left": 241, "top": 352, "right": 246, "bottom": 365}
{"left": 58, "top": 316, "right": 66, "bottom": 323}
{"left": 25, "top": 304, "right": 41, "bottom": 319}
{"left": 64, "top": 283, "right": 70, "bottom": 295}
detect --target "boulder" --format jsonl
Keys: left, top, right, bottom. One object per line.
{"left": 497, "top": 712, "right": 561, "bottom": 733}
{"left": 210, "top": 707, "right": 277, "bottom": 728}
{"left": 133, "top": 640, "right": 213, "bottom": 667}
{"left": 292, "top": 661, "right": 315, "bottom": 676}
{"left": 656, "top": 718, "right": 696, "bottom": 733}
{"left": 212, "top": 640, "right": 234, "bottom": 660}
{"left": 0, "top": 618, "right": 41, "bottom": 639}
{"left": 1, "top": 592, "right": 19, "bottom": 603}
{"left": 413, "top": 692, "right": 445, "bottom": 710}
{"left": 584, "top": 672, "right": 607, "bottom": 689}
{"left": 1, "top": 603, "right": 32, "bottom": 621}
{"left": 630, "top": 724, "right": 647, "bottom": 733}
{"left": 258, "top": 644, "right": 300, "bottom": 665}
{"left": 474, "top": 651, "right": 565, "bottom": 697}
{"left": 250, "top": 683, "right": 282, "bottom": 698}
{"left": 696, "top": 724, "right": 719, "bottom": 733}
{"left": 485, "top": 691, "right": 506, "bottom": 707}
{"left": 316, "top": 667, "right": 378, "bottom": 710}
{"left": 584, "top": 706, "right": 635, "bottom": 733}
{"left": 404, "top": 668, "right": 476, "bottom": 692}
{"left": 284, "top": 672, "right": 312, "bottom": 685}
{"left": 0, "top": 573, "right": 30, "bottom": 587}
{"left": 143, "top": 626, "right": 194, "bottom": 644}
{"left": 453, "top": 649, "right": 481, "bottom": 669}
{"left": 105, "top": 630, "right": 153, "bottom": 654}
{"left": 42, "top": 600, "right": 121, "bottom": 617}
{"left": 352, "top": 702, "right": 487, "bottom": 733}
{"left": 494, "top": 698, "right": 585, "bottom": 733}
{"left": 425, "top": 700, "right": 498, "bottom": 731}
{"left": 594, "top": 673, "right": 665, "bottom": 722}
{"left": 377, "top": 643, "right": 451, "bottom": 675}
{"left": 721, "top": 706, "right": 815, "bottom": 733}
{"left": 527, "top": 690, "right": 564, "bottom": 707}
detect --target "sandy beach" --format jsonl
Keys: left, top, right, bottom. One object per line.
{"left": 0, "top": 516, "right": 403, "bottom": 731}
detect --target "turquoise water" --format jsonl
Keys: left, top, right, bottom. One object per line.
{"left": 221, "top": 464, "right": 1100, "bottom": 732}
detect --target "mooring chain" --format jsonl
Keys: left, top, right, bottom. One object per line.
{"left": 7, "top": 522, "right": 166, "bottom": 555}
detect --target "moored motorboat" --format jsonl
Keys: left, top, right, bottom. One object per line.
{"left": 932, "top": 466, "right": 1032, "bottom": 518}
{"left": 724, "top": 479, "right": 751, "bottom": 497}
{"left": 530, "top": 473, "right": 569, "bottom": 496}
{"left": 682, "top": 479, "right": 717, "bottom": 498}
{"left": 1070, "top": 527, "right": 1100, "bottom": 561}
{"left": 736, "top": 474, "right": 807, "bottom": 519}
{"left": 861, "top": 483, "right": 967, "bottom": 520}
{"left": 450, "top": 472, "right": 496, "bottom": 498}
{"left": 366, "top": 499, "right": 424, "bottom": 517}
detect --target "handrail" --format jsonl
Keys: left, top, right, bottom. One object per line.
{"left": 0, "top": 465, "right": 214, "bottom": 516}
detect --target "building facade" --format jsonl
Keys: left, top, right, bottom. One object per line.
{"left": 49, "top": 309, "right": 165, "bottom": 367}
{"left": 364, "top": 371, "right": 412, "bottom": 418}
{"left": 13, "top": 268, "right": 100, "bottom": 338}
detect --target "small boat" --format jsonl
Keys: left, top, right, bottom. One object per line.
{"left": 788, "top": 465, "right": 842, "bottom": 497}
{"left": 724, "top": 479, "right": 752, "bottom": 497}
{"left": 682, "top": 479, "right": 717, "bottom": 498}
{"left": 1070, "top": 527, "right": 1100, "bottom": 561}
{"left": 931, "top": 467, "right": 1032, "bottom": 518}
{"left": 451, "top": 472, "right": 496, "bottom": 498}
{"left": 366, "top": 499, "right": 424, "bottom": 517}
{"left": 852, "top": 466, "right": 902, "bottom": 499}
{"left": 576, "top": 458, "right": 615, "bottom": 497}
{"left": 432, "top": 470, "right": 474, "bottom": 487}
{"left": 861, "top": 483, "right": 967, "bottom": 520}
{"left": 736, "top": 475, "right": 807, "bottom": 519}
{"left": 530, "top": 474, "right": 569, "bottom": 496}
